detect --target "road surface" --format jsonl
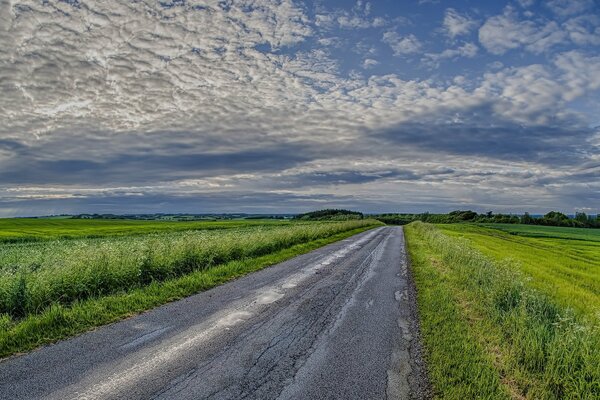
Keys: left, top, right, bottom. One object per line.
{"left": 0, "top": 226, "right": 429, "bottom": 399}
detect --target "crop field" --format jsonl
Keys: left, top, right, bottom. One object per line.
{"left": 440, "top": 223, "right": 600, "bottom": 316}
{"left": 405, "top": 222, "right": 599, "bottom": 399}
{"left": 0, "top": 218, "right": 291, "bottom": 243}
{"left": 0, "top": 218, "right": 380, "bottom": 357}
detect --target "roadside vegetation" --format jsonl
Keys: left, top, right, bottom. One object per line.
{"left": 0, "top": 219, "right": 381, "bottom": 357}
{"left": 405, "top": 222, "right": 599, "bottom": 399}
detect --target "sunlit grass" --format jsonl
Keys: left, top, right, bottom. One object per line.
{"left": 438, "top": 223, "right": 600, "bottom": 317}
{"left": 0, "top": 217, "right": 292, "bottom": 243}
{"left": 0, "top": 220, "right": 381, "bottom": 357}
{"left": 405, "top": 222, "right": 600, "bottom": 399}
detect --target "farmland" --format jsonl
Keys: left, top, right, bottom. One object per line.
{"left": 440, "top": 223, "right": 600, "bottom": 316}
{"left": 0, "top": 218, "right": 381, "bottom": 357}
{"left": 0, "top": 218, "right": 292, "bottom": 243}
{"left": 405, "top": 222, "right": 599, "bottom": 399}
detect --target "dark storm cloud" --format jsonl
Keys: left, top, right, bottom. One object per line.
{"left": 0, "top": 144, "right": 312, "bottom": 185}
{"left": 0, "top": 191, "right": 365, "bottom": 216}
{"left": 379, "top": 112, "right": 596, "bottom": 165}
{"left": 279, "top": 170, "right": 417, "bottom": 187}
{"left": 0, "top": 139, "right": 27, "bottom": 152}
{"left": 275, "top": 167, "right": 459, "bottom": 188}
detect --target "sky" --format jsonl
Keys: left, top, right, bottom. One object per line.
{"left": 0, "top": 0, "right": 599, "bottom": 216}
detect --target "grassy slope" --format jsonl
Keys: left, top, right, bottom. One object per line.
{"left": 0, "top": 218, "right": 290, "bottom": 242}
{"left": 438, "top": 224, "right": 600, "bottom": 317}
{"left": 405, "top": 224, "right": 508, "bottom": 399}
{"left": 0, "top": 223, "right": 380, "bottom": 358}
{"left": 405, "top": 222, "right": 599, "bottom": 399}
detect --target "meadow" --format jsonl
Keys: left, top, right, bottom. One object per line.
{"left": 405, "top": 222, "right": 599, "bottom": 399}
{"left": 0, "top": 218, "right": 380, "bottom": 357}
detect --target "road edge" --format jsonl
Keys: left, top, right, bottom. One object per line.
{"left": 402, "top": 226, "right": 433, "bottom": 400}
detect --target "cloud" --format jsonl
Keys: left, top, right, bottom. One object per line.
{"left": 380, "top": 116, "right": 593, "bottom": 164}
{"left": 479, "top": 7, "right": 600, "bottom": 55}
{"left": 382, "top": 32, "right": 422, "bottom": 56}
{"left": 563, "top": 15, "right": 600, "bottom": 45}
{"left": 422, "top": 42, "right": 478, "bottom": 68}
{"left": 517, "top": 0, "right": 536, "bottom": 7}
{"left": 315, "top": 1, "right": 386, "bottom": 30}
{"left": 546, "top": 0, "right": 595, "bottom": 17}
{"left": 362, "top": 58, "right": 379, "bottom": 69}
{"left": 1, "top": 0, "right": 599, "bottom": 216}
{"left": 443, "top": 8, "right": 478, "bottom": 38}
{"left": 554, "top": 50, "right": 600, "bottom": 101}
{"left": 479, "top": 7, "right": 567, "bottom": 54}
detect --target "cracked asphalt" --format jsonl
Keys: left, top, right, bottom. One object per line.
{"left": 0, "top": 226, "right": 429, "bottom": 399}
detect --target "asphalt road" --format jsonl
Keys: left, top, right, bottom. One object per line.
{"left": 0, "top": 226, "right": 429, "bottom": 400}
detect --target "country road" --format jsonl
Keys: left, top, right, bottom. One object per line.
{"left": 0, "top": 226, "right": 429, "bottom": 400}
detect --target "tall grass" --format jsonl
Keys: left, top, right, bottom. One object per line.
{"left": 0, "top": 225, "right": 377, "bottom": 358}
{"left": 406, "top": 222, "right": 600, "bottom": 399}
{"left": 0, "top": 221, "right": 376, "bottom": 321}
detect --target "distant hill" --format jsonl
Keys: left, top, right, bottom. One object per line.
{"left": 294, "top": 209, "right": 363, "bottom": 221}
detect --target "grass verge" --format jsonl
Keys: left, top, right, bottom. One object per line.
{"left": 0, "top": 225, "right": 376, "bottom": 359}
{"left": 0, "top": 221, "right": 376, "bottom": 320}
{"left": 405, "top": 222, "right": 599, "bottom": 399}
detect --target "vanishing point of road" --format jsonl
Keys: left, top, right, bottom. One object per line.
{"left": 0, "top": 227, "right": 429, "bottom": 399}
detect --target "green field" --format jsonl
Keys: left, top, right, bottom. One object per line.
{"left": 0, "top": 218, "right": 381, "bottom": 357}
{"left": 405, "top": 222, "right": 599, "bottom": 399}
{"left": 480, "top": 223, "right": 600, "bottom": 242}
{"left": 0, "top": 218, "right": 291, "bottom": 242}
{"left": 440, "top": 223, "right": 600, "bottom": 316}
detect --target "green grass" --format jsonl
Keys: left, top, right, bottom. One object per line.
{"left": 438, "top": 224, "right": 600, "bottom": 317}
{"left": 0, "top": 218, "right": 291, "bottom": 243}
{"left": 0, "top": 219, "right": 381, "bottom": 357}
{"left": 480, "top": 223, "right": 600, "bottom": 242}
{"left": 405, "top": 222, "right": 599, "bottom": 399}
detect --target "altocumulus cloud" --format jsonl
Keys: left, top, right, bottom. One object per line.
{"left": 0, "top": 0, "right": 599, "bottom": 216}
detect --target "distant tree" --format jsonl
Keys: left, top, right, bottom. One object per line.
{"left": 449, "top": 210, "right": 478, "bottom": 221}
{"left": 575, "top": 212, "right": 588, "bottom": 225}
{"left": 542, "top": 211, "right": 570, "bottom": 226}
{"left": 294, "top": 209, "right": 363, "bottom": 221}
{"left": 521, "top": 212, "right": 533, "bottom": 224}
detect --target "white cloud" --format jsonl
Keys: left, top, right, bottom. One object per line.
{"left": 317, "top": 37, "right": 345, "bottom": 47}
{"left": 443, "top": 8, "right": 478, "bottom": 38}
{"left": 479, "top": 7, "right": 567, "bottom": 54}
{"left": 563, "top": 15, "right": 600, "bottom": 45}
{"left": 423, "top": 42, "right": 478, "bottom": 67}
{"left": 517, "top": 0, "right": 536, "bottom": 7}
{"left": 554, "top": 51, "right": 600, "bottom": 101}
{"left": 382, "top": 32, "right": 422, "bottom": 56}
{"left": 362, "top": 58, "right": 379, "bottom": 69}
{"left": 546, "top": 0, "right": 595, "bottom": 17}
{"left": 315, "top": 1, "right": 387, "bottom": 30}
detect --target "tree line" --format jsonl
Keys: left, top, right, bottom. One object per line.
{"left": 374, "top": 210, "right": 600, "bottom": 228}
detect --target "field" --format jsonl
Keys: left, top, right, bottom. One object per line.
{"left": 0, "top": 218, "right": 381, "bottom": 357}
{"left": 405, "top": 222, "right": 599, "bottom": 399}
{"left": 0, "top": 218, "right": 291, "bottom": 242}
{"left": 440, "top": 223, "right": 600, "bottom": 316}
